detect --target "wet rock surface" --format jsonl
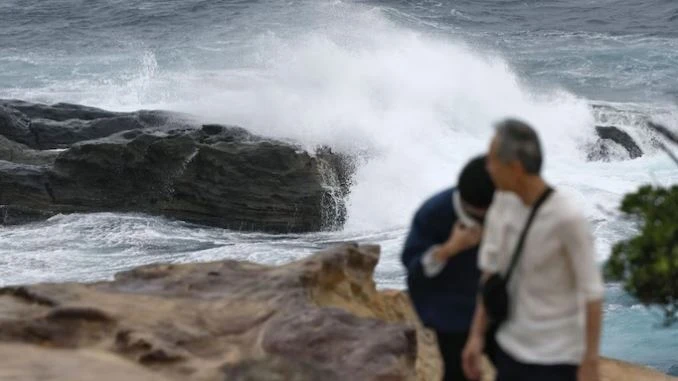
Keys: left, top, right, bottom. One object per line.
{"left": 0, "top": 99, "right": 352, "bottom": 233}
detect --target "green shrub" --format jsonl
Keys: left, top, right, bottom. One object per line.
{"left": 605, "top": 185, "right": 678, "bottom": 326}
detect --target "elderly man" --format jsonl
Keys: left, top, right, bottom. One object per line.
{"left": 462, "top": 119, "right": 604, "bottom": 381}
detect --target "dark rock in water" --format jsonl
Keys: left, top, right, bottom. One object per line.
{"left": 0, "top": 99, "right": 352, "bottom": 233}
{"left": 588, "top": 125, "right": 643, "bottom": 161}
{"left": 0, "top": 205, "right": 55, "bottom": 225}
{"left": 0, "top": 161, "right": 52, "bottom": 207}
{"left": 586, "top": 138, "right": 632, "bottom": 162}
{"left": 315, "top": 146, "right": 355, "bottom": 230}
{"left": 0, "top": 99, "right": 118, "bottom": 121}
{"left": 1, "top": 99, "right": 194, "bottom": 150}
{"left": 647, "top": 121, "right": 678, "bottom": 146}
{"left": 0, "top": 105, "right": 34, "bottom": 147}
{"left": 0, "top": 161, "right": 60, "bottom": 224}
{"left": 29, "top": 116, "right": 149, "bottom": 150}
{"left": 595, "top": 126, "right": 643, "bottom": 158}
{"left": 47, "top": 128, "right": 345, "bottom": 232}
{"left": 0, "top": 135, "right": 59, "bottom": 165}
{"left": 669, "top": 365, "right": 678, "bottom": 376}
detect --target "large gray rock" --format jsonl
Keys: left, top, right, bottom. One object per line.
{"left": 1, "top": 99, "right": 119, "bottom": 121}
{"left": 0, "top": 161, "right": 56, "bottom": 224}
{"left": 595, "top": 125, "right": 643, "bottom": 158}
{"left": 0, "top": 135, "right": 59, "bottom": 165}
{"left": 0, "top": 100, "right": 352, "bottom": 233}
{"left": 0, "top": 104, "right": 34, "bottom": 147}
{"left": 1, "top": 99, "right": 194, "bottom": 150}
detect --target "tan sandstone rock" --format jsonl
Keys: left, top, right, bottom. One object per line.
{"left": 0, "top": 243, "right": 673, "bottom": 381}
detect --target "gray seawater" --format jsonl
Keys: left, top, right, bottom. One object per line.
{"left": 1, "top": 0, "right": 677, "bottom": 374}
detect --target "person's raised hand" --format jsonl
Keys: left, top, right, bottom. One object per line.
{"left": 438, "top": 222, "right": 482, "bottom": 261}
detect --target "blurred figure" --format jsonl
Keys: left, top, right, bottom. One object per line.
{"left": 402, "top": 155, "right": 496, "bottom": 381}
{"left": 462, "top": 119, "right": 604, "bottom": 381}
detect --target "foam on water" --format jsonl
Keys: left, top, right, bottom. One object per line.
{"left": 0, "top": 212, "right": 408, "bottom": 288}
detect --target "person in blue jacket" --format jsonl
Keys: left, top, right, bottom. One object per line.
{"left": 402, "top": 155, "right": 495, "bottom": 381}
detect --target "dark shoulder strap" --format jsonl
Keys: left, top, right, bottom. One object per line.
{"left": 504, "top": 187, "right": 554, "bottom": 283}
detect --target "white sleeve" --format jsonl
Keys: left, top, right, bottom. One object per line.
{"left": 478, "top": 196, "right": 503, "bottom": 273}
{"left": 421, "top": 245, "right": 446, "bottom": 277}
{"left": 561, "top": 215, "right": 605, "bottom": 301}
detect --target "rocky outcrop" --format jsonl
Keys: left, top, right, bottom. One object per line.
{"left": 648, "top": 121, "right": 678, "bottom": 146}
{"left": 0, "top": 100, "right": 353, "bottom": 233}
{"left": 0, "top": 99, "right": 190, "bottom": 149}
{"left": 0, "top": 344, "right": 169, "bottom": 381}
{"left": 0, "top": 244, "right": 674, "bottom": 381}
{"left": 0, "top": 135, "right": 60, "bottom": 165}
{"left": 588, "top": 125, "right": 644, "bottom": 161}
{"left": 0, "top": 244, "right": 419, "bottom": 381}
{"left": 587, "top": 103, "right": 652, "bottom": 161}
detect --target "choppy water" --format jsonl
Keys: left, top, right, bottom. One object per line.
{"left": 1, "top": 0, "right": 677, "bottom": 374}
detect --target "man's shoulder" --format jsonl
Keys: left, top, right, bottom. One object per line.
{"left": 548, "top": 190, "right": 589, "bottom": 224}
{"left": 419, "top": 187, "right": 455, "bottom": 210}
{"left": 415, "top": 187, "right": 455, "bottom": 220}
{"left": 493, "top": 191, "right": 521, "bottom": 204}
{"left": 489, "top": 191, "right": 522, "bottom": 212}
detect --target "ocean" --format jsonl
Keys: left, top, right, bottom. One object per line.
{"left": 1, "top": 0, "right": 677, "bottom": 374}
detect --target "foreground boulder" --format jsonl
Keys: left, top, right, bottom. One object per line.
{"left": 0, "top": 100, "right": 352, "bottom": 232}
{"left": 0, "top": 244, "right": 420, "bottom": 381}
{"left": 0, "top": 244, "right": 674, "bottom": 381}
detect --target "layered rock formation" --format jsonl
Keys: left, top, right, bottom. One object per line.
{"left": 0, "top": 244, "right": 674, "bottom": 381}
{"left": 0, "top": 100, "right": 353, "bottom": 233}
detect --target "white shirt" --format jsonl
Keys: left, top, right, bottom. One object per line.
{"left": 479, "top": 190, "right": 605, "bottom": 365}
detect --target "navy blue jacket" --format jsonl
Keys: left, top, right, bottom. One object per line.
{"left": 401, "top": 187, "right": 481, "bottom": 333}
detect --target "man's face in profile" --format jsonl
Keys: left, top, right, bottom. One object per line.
{"left": 486, "top": 135, "right": 517, "bottom": 191}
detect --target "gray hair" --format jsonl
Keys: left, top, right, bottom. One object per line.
{"left": 495, "top": 119, "right": 543, "bottom": 174}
